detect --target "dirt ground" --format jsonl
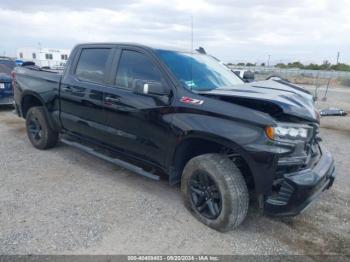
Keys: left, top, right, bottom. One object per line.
{"left": 0, "top": 86, "right": 349, "bottom": 256}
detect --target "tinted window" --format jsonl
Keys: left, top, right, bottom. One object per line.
{"left": 0, "top": 60, "right": 16, "bottom": 75}
{"left": 75, "top": 48, "right": 110, "bottom": 83}
{"left": 116, "top": 50, "right": 161, "bottom": 89}
{"left": 156, "top": 50, "right": 243, "bottom": 91}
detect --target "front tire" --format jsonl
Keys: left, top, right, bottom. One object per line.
{"left": 26, "top": 106, "right": 58, "bottom": 149}
{"left": 181, "top": 153, "right": 249, "bottom": 232}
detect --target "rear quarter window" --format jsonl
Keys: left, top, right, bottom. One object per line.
{"left": 75, "top": 48, "right": 110, "bottom": 84}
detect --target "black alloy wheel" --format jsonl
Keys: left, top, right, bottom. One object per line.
{"left": 189, "top": 171, "right": 222, "bottom": 219}
{"left": 25, "top": 106, "right": 59, "bottom": 149}
{"left": 28, "top": 117, "right": 43, "bottom": 141}
{"left": 181, "top": 154, "right": 249, "bottom": 231}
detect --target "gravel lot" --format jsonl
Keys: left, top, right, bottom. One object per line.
{"left": 0, "top": 87, "right": 349, "bottom": 255}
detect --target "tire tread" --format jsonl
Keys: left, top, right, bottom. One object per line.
{"left": 181, "top": 153, "right": 249, "bottom": 231}
{"left": 26, "top": 106, "right": 58, "bottom": 149}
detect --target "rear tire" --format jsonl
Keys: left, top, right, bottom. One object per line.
{"left": 26, "top": 106, "right": 58, "bottom": 149}
{"left": 181, "top": 153, "right": 249, "bottom": 232}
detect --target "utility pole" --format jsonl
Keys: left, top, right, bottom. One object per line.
{"left": 38, "top": 42, "right": 42, "bottom": 67}
{"left": 336, "top": 51, "right": 340, "bottom": 64}
{"left": 267, "top": 54, "right": 271, "bottom": 67}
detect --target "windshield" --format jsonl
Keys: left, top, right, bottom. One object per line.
{"left": 156, "top": 50, "right": 244, "bottom": 91}
{"left": 0, "top": 59, "right": 16, "bottom": 75}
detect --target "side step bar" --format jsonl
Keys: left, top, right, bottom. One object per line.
{"left": 61, "top": 138, "right": 160, "bottom": 181}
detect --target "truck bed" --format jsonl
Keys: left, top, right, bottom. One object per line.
{"left": 14, "top": 66, "right": 62, "bottom": 94}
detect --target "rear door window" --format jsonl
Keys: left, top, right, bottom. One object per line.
{"left": 75, "top": 48, "right": 111, "bottom": 84}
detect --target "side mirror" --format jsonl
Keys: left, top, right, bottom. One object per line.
{"left": 133, "top": 80, "right": 170, "bottom": 96}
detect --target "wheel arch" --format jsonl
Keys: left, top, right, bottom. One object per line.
{"left": 20, "top": 91, "right": 58, "bottom": 131}
{"left": 21, "top": 92, "right": 44, "bottom": 118}
{"left": 168, "top": 133, "right": 255, "bottom": 191}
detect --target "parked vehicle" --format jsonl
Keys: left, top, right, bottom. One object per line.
{"left": 15, "top": 59, "right": 23, "bottom": 66}
{"left": 232, "top": 69, "right": 255, "bottom": 82}
{"left": 0, "top": 58, "right": 16, "bottom": 105}
{"left": 13, "top": 43, "right": 336, "bottom": 231}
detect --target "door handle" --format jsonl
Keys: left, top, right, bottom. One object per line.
{"left": 62, "top": 86, "right": 85, "bottom": 93}
{"left": 104, "top": 96, "right": 120, "bottom": 103}
{"left": 62, "top": 86, "right": 72, "bottom": 92}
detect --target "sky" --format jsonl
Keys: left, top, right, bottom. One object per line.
{"left": 0, "top": 0, "right": 349, "bottom": 64}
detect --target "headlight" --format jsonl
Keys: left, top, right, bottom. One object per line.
{"left": 265, "top": 123, "right": 312, "bottom": 142}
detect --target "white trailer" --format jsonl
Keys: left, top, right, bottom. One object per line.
{"left": 17, "top": 47, "right": 71, "bottom": 69}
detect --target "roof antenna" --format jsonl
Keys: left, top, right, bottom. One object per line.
{"left": 191, "top": 15, "right": 194, "bottom": 53}
{"left": 190, "top": 14, "right": 194, "bottom": 91}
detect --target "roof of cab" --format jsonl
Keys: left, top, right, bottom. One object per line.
{"left": 74, "top": 42, "right": 195, "bottom": 54}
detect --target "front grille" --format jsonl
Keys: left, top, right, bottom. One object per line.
{"left": 270, "top": 124, "right": 322, "bottom": 205}
{"left": 304, "top": 124, "right": 321, "bottom": 168}
{"left": 305, "top": 123, "right": 320, "bottom": 155}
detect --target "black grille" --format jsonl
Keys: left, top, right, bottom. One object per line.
{"left": 305, "top": 124, "right": 321, "bottom": 166}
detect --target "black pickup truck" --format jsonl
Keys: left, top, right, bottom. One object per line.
{"left": 13, "top": 43, "right": 335, "bottom": 231}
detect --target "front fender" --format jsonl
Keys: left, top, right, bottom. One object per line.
{"left": 168, "top": 113, "right": 279, "bottom": 195}
{"left": 170, "top": 113, "right": 265, "bottom": 149}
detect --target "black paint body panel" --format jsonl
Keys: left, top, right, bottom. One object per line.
{"left": 13, "top": 43, "right": 335, "bottom": 216}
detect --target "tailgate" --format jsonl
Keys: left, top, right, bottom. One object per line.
{"left": 0, "top": 81, "right": 13, "bottom": 97}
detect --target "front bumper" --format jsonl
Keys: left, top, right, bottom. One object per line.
{"left": 264, "top": 146, "right": 336, "bottom": 216}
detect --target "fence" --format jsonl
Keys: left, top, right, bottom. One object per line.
{"left": 228, "top": 66, "right": 350, "bottom": 78}
{"left": 228, "top": 66, "right": 350, "bottom": 87}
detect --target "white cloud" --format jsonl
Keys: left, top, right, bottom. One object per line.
{"left": 0, "top": 0, "right": 349, "bottom": 63}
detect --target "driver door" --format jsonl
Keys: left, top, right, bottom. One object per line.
{"left": 102, "top": 48, "right": 173, "bottom": 167}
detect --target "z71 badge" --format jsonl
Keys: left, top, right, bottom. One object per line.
{"left": 180, "top": 96, "right": 204, "bottom": 105}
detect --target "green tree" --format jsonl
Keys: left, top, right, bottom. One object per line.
{"left": 331, "top": 63, "right": 350, "bottom": 71}
{"left": 304, "top": 63, "right": 320, "bottom": 70}
{"left": 275, "top": 63, "right": 287, "bottom": 68}
{"left": 319, "top": 60, "right": 331, "bottom": 70}
{"left": 287, "top": 61, "right": 304, "bottom": 69}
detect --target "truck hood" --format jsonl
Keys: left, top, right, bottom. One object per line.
{"left": 198, "top": 79, "right": 317, "bottom": 122}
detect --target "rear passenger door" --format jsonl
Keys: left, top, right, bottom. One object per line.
{"left": 60, "top": 47, "right": 114, "bottom": 141}
{"left": 102, "top": 48, "right": 173, "bottom": 167}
